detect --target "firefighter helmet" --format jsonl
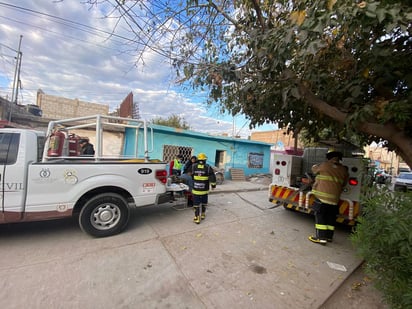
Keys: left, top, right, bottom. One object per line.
{"left": 197, "top": 153, "right": 207, "bottom": 160}
{"left": 326, "top": 149, "right": 343, "bottom": 160}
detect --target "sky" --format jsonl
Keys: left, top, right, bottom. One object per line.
{"left": 0, "top": 1, "right": 277, "bottom": 138}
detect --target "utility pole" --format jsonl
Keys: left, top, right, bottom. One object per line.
{"left": 11, "top": 35, "right": 23, "bottom": 103}
{"left": 9, "top": 35, "right": 23, "bottom": 122}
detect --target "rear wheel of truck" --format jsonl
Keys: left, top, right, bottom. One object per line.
{"left": 79, "top": 193, "right": 130, "bottom": 237}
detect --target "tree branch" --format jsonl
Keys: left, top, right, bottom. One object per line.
{"left": 250, "top": 0, "right": 265, "bottom": 30}
{"left": 299, "top": 83, "right": 412, "bottom": 167}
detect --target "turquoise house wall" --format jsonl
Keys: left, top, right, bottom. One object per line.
{"left": 124, "top": 124, "right": 272, "bottom": 178}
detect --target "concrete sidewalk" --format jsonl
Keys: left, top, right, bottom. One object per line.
{"left": 0, "top": 180, "right": 362, "bottom": 309}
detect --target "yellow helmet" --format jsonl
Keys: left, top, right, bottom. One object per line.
{"left": 327, "top": 148, "right": 343, "bottom": 160}
{"left": 197, "top": 153, "right": 207, "bottom": 160}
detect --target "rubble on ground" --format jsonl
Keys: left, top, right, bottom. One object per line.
{"left": 246, "top": 173, "right": 272, "bottom": 185}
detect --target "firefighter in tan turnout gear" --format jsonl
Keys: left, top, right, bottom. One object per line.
{"left": 309, "top": 150, "right": 349, "bottom": 245}
{"left": 191, "top": 153, "right": 216, "bottom": 224}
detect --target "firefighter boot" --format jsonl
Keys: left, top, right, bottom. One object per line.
{"left": 201, "top": 206, "right": 206, "bottom": 220}
{"left": 308, "top": 235, "right": 327, "bottom": 245}
{"left": 326, "top": 230, "right": 334, "bottom": 242}
{"left": 193, "top": 206, "right": 201, "bottom": 224}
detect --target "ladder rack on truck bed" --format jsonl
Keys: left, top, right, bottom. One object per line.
{"left": 42, "top": 114, "right": 155, "bottom": 162}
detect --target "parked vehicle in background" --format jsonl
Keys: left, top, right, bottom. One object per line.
{"left": 398, "top": 167, "right": 411, "bottom": 173}
{"left": 394, "top": 172, "right": 412, "bottom": 192}
{"left": 374, "top": 169, "right": 392, "bottom": 184}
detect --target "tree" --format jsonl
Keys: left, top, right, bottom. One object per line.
{"left": 151, "top": 114, "right": 190, "bottom": 130}
{"left": 87, "top": 0, "right": 412, "bottom": 167}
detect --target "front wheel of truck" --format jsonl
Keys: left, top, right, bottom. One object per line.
{"left": 79, "top": 193, "right": 130, "bottom": 237}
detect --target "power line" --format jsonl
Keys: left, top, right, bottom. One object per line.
{"left": 0, "top": 2, "right": 149, "bottom": 47}
{"left": 0, "top": 15, "right": 127, "bottom": 52}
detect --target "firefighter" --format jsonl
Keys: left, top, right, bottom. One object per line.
{"left": 309, "top": 150, "right": 349, "bottom": 245}
{"left": 181, "top": 156, "right": 197, "bottom": 207}
{"left": 191, "top": 153, "right": 216, "bottom": 224}
{"left": 169, "top": 154, "right": 183, "bottom": 176}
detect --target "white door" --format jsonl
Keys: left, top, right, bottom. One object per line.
{"left": 0, "top": 132, "right": 23, "bottom": 220}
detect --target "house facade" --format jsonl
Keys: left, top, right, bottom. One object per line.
{"left": 124, "top": 124, "right": 272, "bottom": 178}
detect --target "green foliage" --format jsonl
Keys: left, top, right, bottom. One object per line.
{"left": 177, "top": 0, "right": 411, "bottom": 161}
{"left": 351, "top": 187, "right": 412, "bottom": 309}
{"left": 151, "top": 114, "right": 190, "bottom": 130}
{"left": 90, "top": 0, "right": 412, "bottom": 167}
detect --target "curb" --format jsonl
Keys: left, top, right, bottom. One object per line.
{"left": 317, "top": 259, "right": 365, "bottom": 308}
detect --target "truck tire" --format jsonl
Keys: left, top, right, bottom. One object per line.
{"left": 79, "top": 193, "right": 130, "bottom": 237}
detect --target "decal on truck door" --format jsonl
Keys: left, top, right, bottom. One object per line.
{"left": 138, "top": 168, "right": 152, "bottom": 175}
{"left": 64, "top": 170, "right": 78, "bottom": 184}
{"left": 32, "top": 168, "right": 58, "bottom": 184}
{"left": 143, "top": 183, "right": 155, "bottom": 193}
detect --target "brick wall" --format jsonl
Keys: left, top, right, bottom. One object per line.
{"left": 36, "top": 91, "right": 109, "bottom": 119}
{"left": 250, "top": 129, "right": 303, "bottom": 148}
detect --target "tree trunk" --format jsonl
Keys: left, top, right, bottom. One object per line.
{"left": 299, "top": 84, "right": 412, "bottom": 169}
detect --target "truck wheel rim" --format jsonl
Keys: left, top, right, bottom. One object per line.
{"left": 91, "top": 203, "right": 121, "bottom": 230}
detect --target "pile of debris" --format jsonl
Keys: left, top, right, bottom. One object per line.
{"left": 246, "top": 173, "right": 272, "bottom": 185}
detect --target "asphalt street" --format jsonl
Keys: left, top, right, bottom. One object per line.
{"left": 0, "top": 182, "right": 362, "bottom": 309}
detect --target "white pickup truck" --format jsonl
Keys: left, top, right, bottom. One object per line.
{"left": 0, "top": 115, "right": 169, "bottom": 237}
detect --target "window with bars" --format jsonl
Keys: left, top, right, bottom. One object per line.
{"left": 163, "top": 145, "right": 193, "bottom": 163}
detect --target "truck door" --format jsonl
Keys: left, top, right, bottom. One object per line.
{"left": 0, "top": 132, "right": 23, "bottom": 221}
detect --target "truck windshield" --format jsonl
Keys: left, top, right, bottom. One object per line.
{"left": 0, "top": 133, "right": 20, "bottom": 165}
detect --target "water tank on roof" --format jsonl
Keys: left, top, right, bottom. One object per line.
{"left": 26, "top": 104, "right": 42, "bottom": 117}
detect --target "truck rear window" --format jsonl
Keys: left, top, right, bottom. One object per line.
{"left": 0, "top": 132, "right": 20, "bottom": 165}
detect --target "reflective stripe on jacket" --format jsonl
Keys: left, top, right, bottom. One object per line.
{"left": 311, "top": 159, "right": 348, "bottom": 205}
{"left": 173, "top": 158, "right": 182, "bottom": 170}
{"left": 192, "top": 161, "right": 216, "bottom": 195}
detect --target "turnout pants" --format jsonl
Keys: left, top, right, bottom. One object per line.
{"left": 313, "top": 199, "right": 338, "bottom": 240}
{"left": 193, "top": 194, "right": 208, "bottom": 216}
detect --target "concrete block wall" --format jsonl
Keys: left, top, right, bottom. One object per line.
{"left": 251, "top": 129, "right": 303, "bottom": 149}
{"left": 37, "top": 92, "right": 109, "bottom": 119}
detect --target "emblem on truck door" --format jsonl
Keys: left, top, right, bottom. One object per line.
{"left": 64, "top": 170, "right": 78, "bottom": 184}
{"left": 40, "top": 168, "right": 51, "bottom": 178}
{"left": 138, "top": 168, "right": 152, "bottom": 175}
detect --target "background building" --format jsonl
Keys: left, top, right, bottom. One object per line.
{"left": 250, "top": 129, "right": 303, "bottom": 150}
{"left": 36, "top": 89, "right": 109, "bottom": 119}
{"left": 124, "top": 124, "right": 272, "bottom": 179}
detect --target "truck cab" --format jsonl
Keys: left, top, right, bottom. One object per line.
{"left": 0, "top": 129, "right": 45, "bottom": 222}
